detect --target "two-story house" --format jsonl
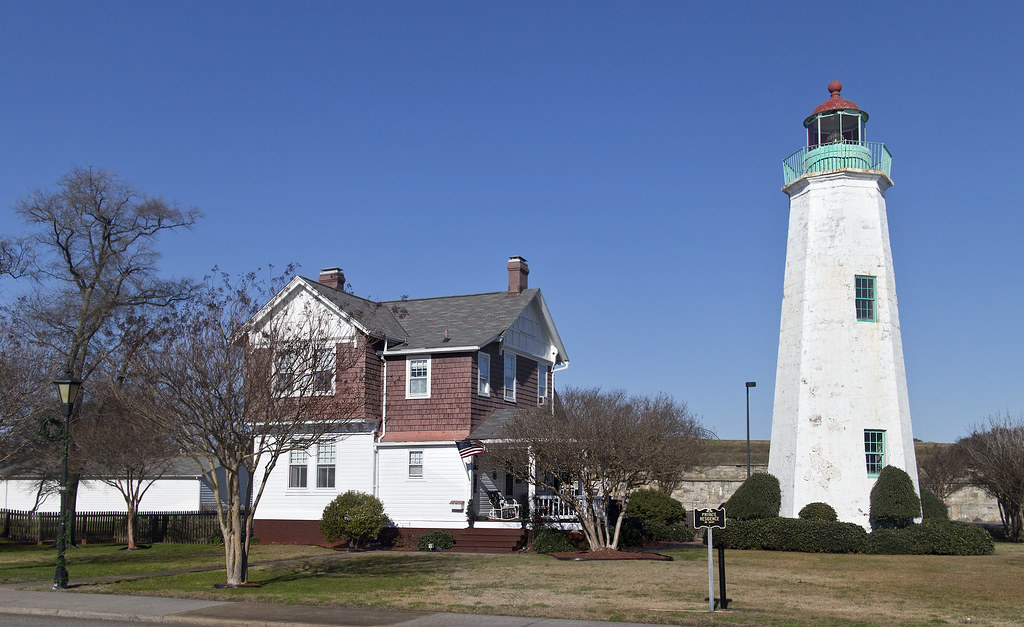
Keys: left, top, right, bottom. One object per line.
{"left": 250, "top": 257, "right": 568, "bottom": 544}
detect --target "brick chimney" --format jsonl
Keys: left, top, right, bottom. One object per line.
{"left": 507, "top": 256, "right": 529, "bottom": 294}
{"left": 318, "top": 267, "right": 345, "bottom": 291}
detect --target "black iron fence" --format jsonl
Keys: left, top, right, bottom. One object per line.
{"left": 0, "top": 509, "right": 222, "bottom": 544}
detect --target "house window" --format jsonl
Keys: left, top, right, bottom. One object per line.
{"left": 276, "top": 348, "right": 334, "bottom": 395}
{"left": 864, "top": 430, "right": 885, "bottom": 477}
{"left": 275, "top": 352, "right": 296, "bottom": 396}
{"left": 537, "top": 364, "right": 548, "bottom": 406}
{"left": 409, "top": 450, "right": 424, "bottom": 478}
{"left": 504, "top": 353, "right": 516, "bottom": 402}
{"left": 317, "top": 441, "right": 336, "bottom": 488}
{"left": 855, "top": 275, "right": 876, "bottom": 322}
{"left": 312, "top": 348, "right": 334, "bottom": 394}
{"left": 407, "top": 357, "right": 430, "bottom": 398}
{"left": 288, "top": 449, "right": 308, "bottom": 488}
{"left": 478, "top": 352, "right": 490, "bottom": 396}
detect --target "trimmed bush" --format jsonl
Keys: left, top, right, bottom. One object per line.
{"left": 416, "top": 529, "right": 455, "bottom": 551}
{"left": 921, "top": 490, "right": 950, "bottom": 522}
{"left": 616, "top": 520, "right": 644, "bottom": 549}
{"left": 532, "top": 529, "right": 574, "bottom": 553}
{"left": 713, "top": 517, "right": 867, "bottom": 553}
{"left": 319, "top": 491, "right": 389, "bottom": 549}
{"left": 724, "top": 472, "right": 781, "bottom": 520}
{"left": 629, "top": 489, "right": 686, "bottom": 525}
{"left": 798, "top": 502, "right": 838, "bottom": 522}
{"left": 865, "top": 521, "right": 993, "bottom": 555}
{"left": 642, "top": 521, "right": 695, "bottom": 542}
{"left": 869, "top": 466, "right": 921, "bottom": 530}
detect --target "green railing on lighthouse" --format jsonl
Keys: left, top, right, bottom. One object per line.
{"left": 783, "top": 140, "right": 892, "bottom": 185}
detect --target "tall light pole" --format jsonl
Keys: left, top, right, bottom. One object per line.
{"left": 52, "top": 370, "right": 82, "bottom": 590}
{"left": 745, "top": 381, "right": 756, "bottom": 479}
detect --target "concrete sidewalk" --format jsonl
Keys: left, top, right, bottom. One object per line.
{"left": 0, "top": 588, "right": 676, "bottom": 626}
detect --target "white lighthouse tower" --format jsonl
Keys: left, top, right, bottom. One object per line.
{"left": 768, "top": 81, "right": 919, "bottom": 529}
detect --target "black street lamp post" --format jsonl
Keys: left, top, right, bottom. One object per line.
{"left": 52, "top": 370, "right": 82, "bottom": 590}
{"left": 745, "top": 381, "right": 756, "bottom": 479}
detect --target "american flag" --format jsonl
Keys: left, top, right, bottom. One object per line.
{"left": 456, "top": 439, "right": 486, "bottom": 459}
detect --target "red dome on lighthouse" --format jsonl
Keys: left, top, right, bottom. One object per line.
{"left": 811, "top": 80, "right": 861, "bottom": 115}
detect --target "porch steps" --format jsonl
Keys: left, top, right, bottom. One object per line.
{"left": 450, "top": 527, "right": 526, "bottom": 554}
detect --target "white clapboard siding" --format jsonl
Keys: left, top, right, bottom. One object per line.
{"left": 254, "top": 431, "right": 375, "bottom": 521}
{"left": 0, "top": 477, "right": 202, "bottom": 513}
{"left": 377, "top": 444, "right": 470, "bottom": 528}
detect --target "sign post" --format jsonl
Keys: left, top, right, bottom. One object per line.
{"left": 693, "top": 507, "right": 726, "bottom": 612}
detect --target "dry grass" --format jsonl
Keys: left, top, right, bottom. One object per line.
{"left": 75, "top": 542, "right": 1024, "bottom": 625}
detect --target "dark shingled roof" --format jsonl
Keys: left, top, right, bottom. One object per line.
{"left": 303, "top": 278, "right": 408, "bottom": 341}
{"left": 381, "top": 289, "right": 540, "bottom": 350}
{"left": 304, "top": 276, "right": 543, "bottom": 351}
{"left": 468, "top": 408, "right": 519, "bottom": 440}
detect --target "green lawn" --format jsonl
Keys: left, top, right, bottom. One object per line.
{"left": 3, "top": 542, "right": 1023, "bottom": 626}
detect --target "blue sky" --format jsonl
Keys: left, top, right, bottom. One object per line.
{"left": 1, "top": 1, "right": 1021, "bottom": 444}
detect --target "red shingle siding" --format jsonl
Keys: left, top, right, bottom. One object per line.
{"left": 385, "top": 353, "right": 474, "bottom": 435}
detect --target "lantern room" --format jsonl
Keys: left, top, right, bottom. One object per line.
{"left": 804, "top": 80, "right": 868, "bottom": 148}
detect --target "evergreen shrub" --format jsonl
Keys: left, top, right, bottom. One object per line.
{"left": 921, "top": 490, "right": 950, "bottom": 521}
{"left": 319, "top": 491, "right": 389, "bottom": 548}
{"left": 713, "top": 518, "right": 866, "bottom": 553}
{"left": 616, "top": 520, "right": 644, "bottom": 549}
{"left": 416, "top": 529, "right": 455, "bottom": 551}
{"left": 798, "top": 502, "right": 838, "bottom": 522}
{"left": 724, "top": 472, "right": 781, "bottom": 520}
{"left": 865, "top": 521, "right": 993, "bottom": 555}
{"left": 629, "top": 489, "right": 686, "bottom": 525}
{"left": 532, "top": 529, "right": 574, "bottom": 553}
{"left": 642, "top": 521, "right": 695, "bottom": 542}
{"left": 869, "top": 466, "right": 921, "bottom": 530}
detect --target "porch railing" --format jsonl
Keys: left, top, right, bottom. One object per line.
{"left": 534, "top": 494, "right": 575, "bottom": 519}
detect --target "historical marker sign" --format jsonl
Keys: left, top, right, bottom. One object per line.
{"left": 694, "top": 507, "right": 726, "bottom": 529}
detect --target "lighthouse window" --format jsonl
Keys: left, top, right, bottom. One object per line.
{"left": 864, "top": 430, "right": 885, "bottom": 477}
{"left": 855, "top": 275, "right": 876, "bottom": 321}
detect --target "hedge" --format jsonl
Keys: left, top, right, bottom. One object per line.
{"left": 319, "top": 491, "right": 389, "bottom": 548}
{"left": 532, "top": 529, "right": 574, "bottom": 553}
{"left": 798, "top": 502, "right": 838, "bottom": 522}
{"left": 724, "top": 473, "right": 781, "bottom": 520}
{"left": 864, "top": 521, "right": 994, "bottom": 555}
{"left": 416, "top": 529, "right": 455, "bottom": 551}
{"left": 921, "top": 490, "right": 950, "bottom": 522}
{"left": 642, "top": 521, "right": 695, "bottom": 542}
{"left": 629, "top": 489, "right": 686, "bottom": 525}
{"left": 869, "top": 466, "right": 921, "bottom": 530}
{"left": 712, "top": 517, "right": 866, "bottom": 553}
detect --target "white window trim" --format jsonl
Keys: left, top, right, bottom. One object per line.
{"left": 406, "top": 356, "right": 431, "bottom": 399}
{"left": 478, "top": 352, "right": 491, "bottom": 397}
{"left": 504, "top": 353, "right": 516, "bottom": 402}
{"left": 288, "top": 449, "right": 309, "bottom": 490}
{"left": 316, "top": 441, "right": 336, "bottom": 489}
{"left": 409, "top": 450, "right": 424, "bottom": 479}
{"left": 537, "top": 364, "right": 548, "bottom": 407}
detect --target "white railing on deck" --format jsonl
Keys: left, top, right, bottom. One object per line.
{"left": 534, "top": 494, "right": 575, "bottom": 519}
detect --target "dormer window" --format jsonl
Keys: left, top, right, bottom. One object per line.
{"left": 407, "top": 356, "right": 431, "bottom": 399}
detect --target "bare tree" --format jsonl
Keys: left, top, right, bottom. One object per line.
{"left": 123, "top": 269, "right": 366, "bottom": 586}
{"left": 957, "top": 414, "right": 1024, "bottom": 542}
{"left": 0, "top": 320, "right": 57, "bottom": 466}
{"left": 916, "top": 443, "right": 968, "bottom": 501}
{"left": 2, "top": 166, "right": 198, "bottom": 537}
{"left": 76, "top": 388, "right": 179, "bottom": 549}
{"left": 490, "top": 388, "right": 709, "bottom": 551}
